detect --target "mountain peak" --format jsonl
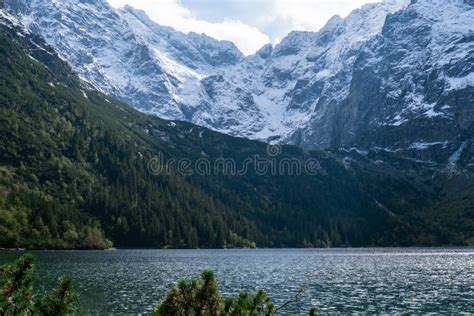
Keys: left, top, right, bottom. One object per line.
{"left": 186, "top": 31, "right": 244, "bottom": 65}
{"left": 256, "top": 43, "right": 272, "bottom": 59}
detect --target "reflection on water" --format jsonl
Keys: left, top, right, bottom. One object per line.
{"left": 0, "top": 248, "right": 473, "bottom": 314}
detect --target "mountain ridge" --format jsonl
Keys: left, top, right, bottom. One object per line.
{"left": 1, "top": 0, "right": 406, "bottom": 136}
{"left": 6, "top": 0, "right": 472, "bottom": 159}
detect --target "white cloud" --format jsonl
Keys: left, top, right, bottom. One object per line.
{"left": 107, "top": 0, "right": 382, "bottom": 55}
{"left": 107, "top": 0, "right": 270, "bottom": 55}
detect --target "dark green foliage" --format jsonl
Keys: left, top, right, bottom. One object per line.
{"left": 34, "top": 277, "right": 77, "bottom": 316}
{"left": 223, "top": 290, "right": 275, "bottom": 315}
{"left": 154, "top": 270, "right": 221, "bottom": 316}
{"left": 0, "top": 253, "right": 34, "bottom": 315}
{"left": 154, "top": 270, "right": 313, "bottom": 316}
{"left": 0, "top": 254, "right": 77, "bottom": 316}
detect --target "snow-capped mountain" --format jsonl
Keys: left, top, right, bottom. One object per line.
{"left": 4, "top": 0, "right": 474, "bottom": 167}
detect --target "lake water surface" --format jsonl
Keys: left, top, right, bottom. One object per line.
{"left": 0, "top": 248, "right": 473, "bottom": 314}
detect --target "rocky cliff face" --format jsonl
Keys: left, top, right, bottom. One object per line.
{"left": 331, "top": 0, "right": 474, "bottom": 173}
{"left": 5, "top": 0, "right": 473, "bottom": 171}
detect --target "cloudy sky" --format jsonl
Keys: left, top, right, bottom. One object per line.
{"left": 107, "top": 0, "right": 381, "bottom": 55}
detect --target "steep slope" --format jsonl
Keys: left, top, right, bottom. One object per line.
{"left": 336, "top": 0, "right": 474, "bottom": 172}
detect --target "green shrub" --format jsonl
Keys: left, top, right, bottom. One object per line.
{"left": 0, "top": 254, "right": 77, "bottom": 316}
{"left": 154, "top": 270, "right": 316, "bottom": 315}
{"left": 0, "top": 253, "right": 35, "bottom": 315}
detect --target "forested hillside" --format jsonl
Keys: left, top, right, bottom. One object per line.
{"left": 0, "top": 14, "right": 472, "bottom": 249}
